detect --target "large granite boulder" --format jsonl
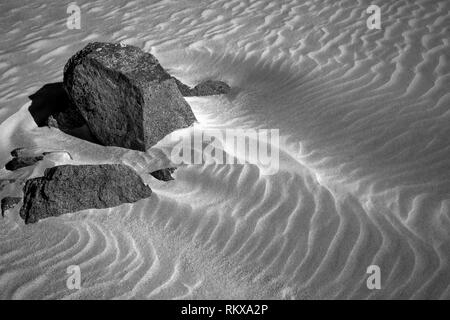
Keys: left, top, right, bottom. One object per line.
{"left": 19, "top": 164, "right": 152, "bottom": 224}
{"left": 63, "top": 42, "right": 197, "bottom": 151}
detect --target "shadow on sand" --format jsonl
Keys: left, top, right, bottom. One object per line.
{"left": 28, "top": 83, "right": 100, "bottom": 144}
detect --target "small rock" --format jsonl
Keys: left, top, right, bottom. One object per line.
{"left": 172, "top": 77, "right": 193, "bottom": 96}
{"left": 150, "top": 168, "right": 177, "bottom": 181}
{"left": 11, "top": 148, "right": 44, "bottom": 158}
{"left": 175, "top": 79, "right": 231, "bottom": 97}
{"left": 46, "top": 115, "right": 59, "bottom": 128}
{"left": 11, "top": 148, "right": 26, "bottom": 158}
{"left": 64, "top": 42, "right": 197, "bottom": 151}
{"left": 5, "top": 156, "right": 44, "bottom": 171}
{"left": 20, "top": 164, "right": 152, "bottom": 224}
{"left": 6, "top": 148, "right": 44, "bottom": 171}
{"left": 190, "top": 80, "right": 231, "bottom": 96}
{"left": 1, "top": 197, "right": 21, "bottom": 217}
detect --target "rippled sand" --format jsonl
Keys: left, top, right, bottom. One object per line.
{"left": 1, "top": 0, "right": 450, "bottom": 299}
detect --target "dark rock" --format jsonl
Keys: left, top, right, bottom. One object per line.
{"left": 1, "top": 197, "right": 21, "bottom": 217}
{"left": 6, "top": 148, "right": 44, "bottom": 171}
{"left": 5, "top": 156, "right": 44, "bottom": 171}
{"left": 45, "top": 103, "right": 86, "bottom": 131}
{"left": 174, "top": 78, "right": 231, "bottom": 97}
{"left": 19, "top": 164, "right": 152, "bottom": 224}
{"left": 11, "top": 148, "right": 45, "bottom": 158}
{"left": 172, "top": 77, "right": 193, "bottom": 96}
{"left": 190, "top": 80, "right": 231, "bottom": 96}
{"left": 63, "top": 42, "right": 197, "bottom": 151}
{"left": 150, "top": 168, "right": 177, "bottom": 181}
{"left": 11, "top": 148, "right": 26, "bottom": 158}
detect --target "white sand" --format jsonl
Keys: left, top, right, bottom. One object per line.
{"left": 0, "top": 0, "right": 450, "bottom": 299}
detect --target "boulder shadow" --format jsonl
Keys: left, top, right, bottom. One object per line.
{"left": 28, "top": 82, "right": 101, "bottom": 145}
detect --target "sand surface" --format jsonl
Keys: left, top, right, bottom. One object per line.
{"left": 1, "top": 0, "right": 450, "bottom": 299}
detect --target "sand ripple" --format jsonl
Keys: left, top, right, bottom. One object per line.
{"left": 1, "top": 0, "right": 450, "bottom": 299}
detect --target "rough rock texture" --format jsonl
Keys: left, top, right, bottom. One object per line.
{"left": 63, "top": 42, "right": 197, "bottom": 151}
{"left": 150, "top": 167, "right": 177, "bottom": 181}
{"left": 172, "top": 77, "right": 193, "bottom": 96}
{"left": 189, "top": 80, "right": 231, "bottom": 96}
{"left": 175, "top": 79, "right": 231, "bottom": 97}
{"left": 5, "top": 148, "right": 44, "bottom": 171}
{"left": 5, "top": 155, "right": 44, "bottom": 171}
{"left": 19, "top": 164, "right": 152, "bottom": 224}
{"left": 1, "top": 197, "right": 21, "bottom": 217}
